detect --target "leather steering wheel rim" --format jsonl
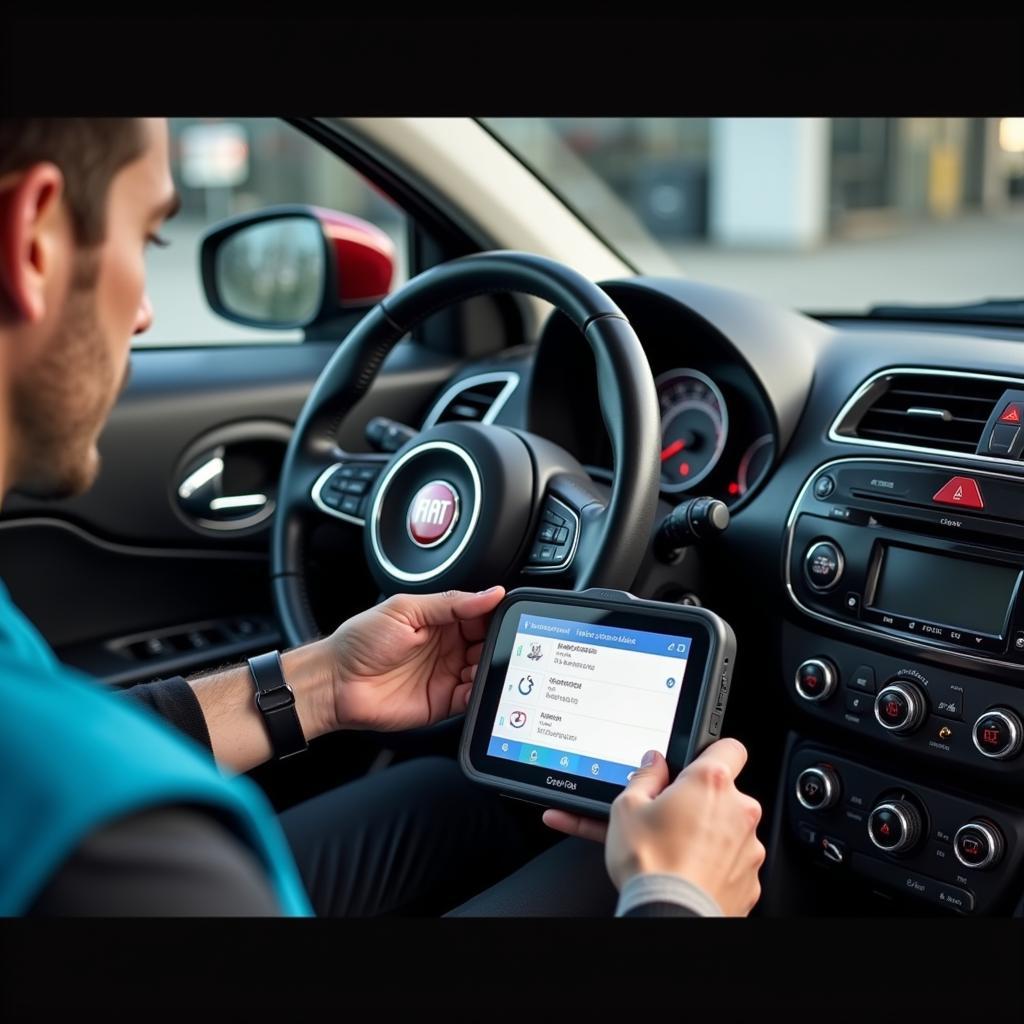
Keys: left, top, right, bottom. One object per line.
{"left": 271, "top": 250, "right": 661, "bottom": 647}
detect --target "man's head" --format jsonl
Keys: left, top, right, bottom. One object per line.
{"left": 0, "top": 118, "right": 178, "bottom": 499}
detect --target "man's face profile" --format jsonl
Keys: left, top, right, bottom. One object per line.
{"left": 4, "top": 118, "right": 177, "bottom": 500}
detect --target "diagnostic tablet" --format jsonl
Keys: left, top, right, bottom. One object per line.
{"left": 459, "top": 587, "right": 736, "bottom": 818}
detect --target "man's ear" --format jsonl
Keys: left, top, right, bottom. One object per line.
{"left": 0, "top": 163, "right": 68, "bottom": 324}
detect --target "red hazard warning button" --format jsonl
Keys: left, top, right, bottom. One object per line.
{"left": 932, "top": 476, "right": 984, "bottom": 510}
{"left": 999, "top": 403, "right": 1023, "bottom": 424}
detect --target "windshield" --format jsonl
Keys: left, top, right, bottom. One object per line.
{"left": 482, "top": 118, "right": 1024, "bottom": 320}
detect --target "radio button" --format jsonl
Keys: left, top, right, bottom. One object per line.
{"left": 932, "top": 476, "right": 984, "bottom": 510}
{"left": 874, "top": 680, "right": 927, "bottom": 734}
{"left": 972, "top": 709, "right": 1023, "bottom": 760}
{"left": 803, "top": 541, "right": 844, "bottom": 591}
{"left": 795, "top": 659, "right": 837, "bottom": 702}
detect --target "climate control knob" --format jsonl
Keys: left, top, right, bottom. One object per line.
{"left": 795, "top": 765, "right": 841, "bottom": 811}
{"left": 868, "top": 799, "right": 923, "bottom": 855}
{"left": 972, "top": 708, "right": 1023, "bottom": 761}
{"left": 874, "top": 680, "right": 927, "bottom": 734}
{"left": 794, "top": 659, "right": 838, "bottom": 702}
{"left": 953, "top": 820, "right": 1005, "bottom": 870}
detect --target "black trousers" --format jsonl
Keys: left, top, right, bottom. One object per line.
{"left": 277, "top": 756, "right": 619, "bottom": 917}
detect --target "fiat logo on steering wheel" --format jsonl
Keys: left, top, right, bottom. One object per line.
{"left": 407, "top": 480, "right": 460, "bottom": 547}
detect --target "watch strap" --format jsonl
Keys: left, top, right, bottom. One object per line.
{"left": 247, "top": 650, "right": 308, "bottom": 760}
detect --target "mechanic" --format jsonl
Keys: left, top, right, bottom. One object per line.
{"left": 0, "top": 118, "right": 765, "bottom": 918}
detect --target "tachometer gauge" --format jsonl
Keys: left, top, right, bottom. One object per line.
{"left": 737, "top": 434, "right": 774, "bottom": 497}
{"left": 656, "top": 369, "right": 729, "bottom": 493}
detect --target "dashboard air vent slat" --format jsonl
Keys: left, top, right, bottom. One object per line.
{"left": 835, "top": 371, "right": 1008, "bottom": 456}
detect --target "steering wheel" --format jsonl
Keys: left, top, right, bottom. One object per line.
{"left": 271, "top": 251, "right": 661, "bottom": 647}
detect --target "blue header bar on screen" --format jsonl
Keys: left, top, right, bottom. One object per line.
{"left": 516, "top": 614, "right": 690, "bottom": 659}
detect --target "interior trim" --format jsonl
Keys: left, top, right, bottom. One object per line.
{"left": 0, "top": 516, "right": 266, "bottom": 562}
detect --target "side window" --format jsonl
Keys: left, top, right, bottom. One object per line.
{"left": 138, "top": 118, "right": 409, "bottom": 347}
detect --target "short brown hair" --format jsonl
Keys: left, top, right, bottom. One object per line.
{"left": 0, "top": 118, "right": 146, "bottom": 246}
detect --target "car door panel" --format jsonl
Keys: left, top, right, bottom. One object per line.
{"left": 0, "top": 338, "right": 460, "bottom": 681}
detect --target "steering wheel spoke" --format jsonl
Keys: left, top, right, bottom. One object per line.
{"left": 308, "top": 454, "right": 391, "bottom": 526}
{"left": 521, "top": 473, "right": 606, "bottom": 584}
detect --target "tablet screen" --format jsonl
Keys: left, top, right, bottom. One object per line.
{"left": 484, "top": 612, "right": 691, "bottom": 786}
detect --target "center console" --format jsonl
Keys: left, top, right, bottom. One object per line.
{"left": 780, "top": 455, "right": 1024, "bottom": 913}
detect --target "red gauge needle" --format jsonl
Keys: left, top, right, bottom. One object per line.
{"left": 661, "top": 439, "right": 686, "bottom": 462}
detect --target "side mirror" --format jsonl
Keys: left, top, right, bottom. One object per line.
{"left": 200, "top": 204, "right": 395, "bottom": 330}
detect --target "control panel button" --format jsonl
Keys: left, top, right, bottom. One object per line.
{"left": 794, "top": 659, "right": 837, "bottom": 702}
{"left": 868, "top": 800, "right": 923, "bottom": 855}
{"left": 851, "top": 854, "right": 974, "bottom": 913}
{"left": 874, "top": 680, "right": 927, "bottom": 734}
{"left": 932, "top": 476, "right": 984, "bottom": 510}
{"left": 988, "top": 423, "right": 1021, "bottom": 455}
{"left": 845, "top": 691, "right": 871, "bottom": 716}
{"left": 953, "top": 820, "right": 1004, "bottom": 870}
{"left": 972, "top": 708, "right": 1023, "bottom": 760}
{"left": 847, "top": 665, "right": 876, "bottom": 693}
{"left": 803, "top": 541, "right": 844, "bottom": 591}
{"left": 813, "top": 474, "right": 836, "bottom": 499}
{"left": 932, "top": 682, "right": 965, "bottom": 721}
{"left": 795, "top": 765, "right": 840, "bottom": 811}
{"left": 998, "top": 401, "right": 1023, "bottom": 424}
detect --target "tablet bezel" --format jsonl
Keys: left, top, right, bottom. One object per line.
{"left": 461, "top": 590, "right": 726, "bottom": 814}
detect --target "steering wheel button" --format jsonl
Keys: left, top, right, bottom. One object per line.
{"left": 542, "top": 509, "right": 567, "bottom": 526}
{"left": 539, "top": 544, "right": 556, "bottom": 562}
{"left": 341, "top": 496, "right": 361, "bottom": 515}
{"left": 553, "top": 526, "right": 569, "bottom": 544}
{"left": 337, "top": 465, "right": 357, "bottom": 479}
{"left": 538, "top": 524, "right": 557, "bottom": 542}
{"left": 355, "top": 465, "right": 380, "bottom": 481}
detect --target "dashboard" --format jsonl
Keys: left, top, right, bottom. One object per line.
{"left": 526, "top": 281, "right": 779, "bottom": 510}
{"left": 421, "top": 274, "right": 1024, "bottom": 917}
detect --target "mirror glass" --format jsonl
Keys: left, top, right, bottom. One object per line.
{"left": 215, "top": 217, "right": 324, "bottom": 326}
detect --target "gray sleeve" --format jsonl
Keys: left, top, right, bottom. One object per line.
{"left": 615, "top": 873, "right": 724, "bottom": 918}
{"left": 27, "top": 804, "right": 287, "bottom": 917}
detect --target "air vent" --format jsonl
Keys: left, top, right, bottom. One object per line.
{"left": 422, "top": 372, "right": 519, "bottom": 428}
{"left": 832, "top": 370, "right": 1013, "bottom": 456}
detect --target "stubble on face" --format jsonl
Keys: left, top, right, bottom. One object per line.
{"left": 9, "top": 249, "right": 123, "bottom": 500}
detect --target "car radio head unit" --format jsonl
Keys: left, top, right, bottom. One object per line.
{"left": 787, "top": 457, "right": 1024, "bottom": 667}
{"left": 459, "top": 587, "right": 736, "bottom": 818}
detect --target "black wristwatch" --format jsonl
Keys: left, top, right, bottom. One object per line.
{"left": 247, "top": 651, "right": 308, "bottom": 760}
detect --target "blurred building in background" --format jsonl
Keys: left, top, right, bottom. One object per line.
{"left": 490, "top": 117, "right": 1024, "bottom": 249}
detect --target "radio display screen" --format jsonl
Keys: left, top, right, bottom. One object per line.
{"left": 872, "top": 546, "right": 1021, "bottom": 636}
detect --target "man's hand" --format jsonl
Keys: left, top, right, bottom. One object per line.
{"left": 323, "top": 587, "right": 505, "bottom": 733}
{"left": 542, "top": 739, "right": 765, "bottom": 916}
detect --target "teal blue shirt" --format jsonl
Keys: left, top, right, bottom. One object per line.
{"left": 0, "top": 581, "right": 313, "bottom": 916}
